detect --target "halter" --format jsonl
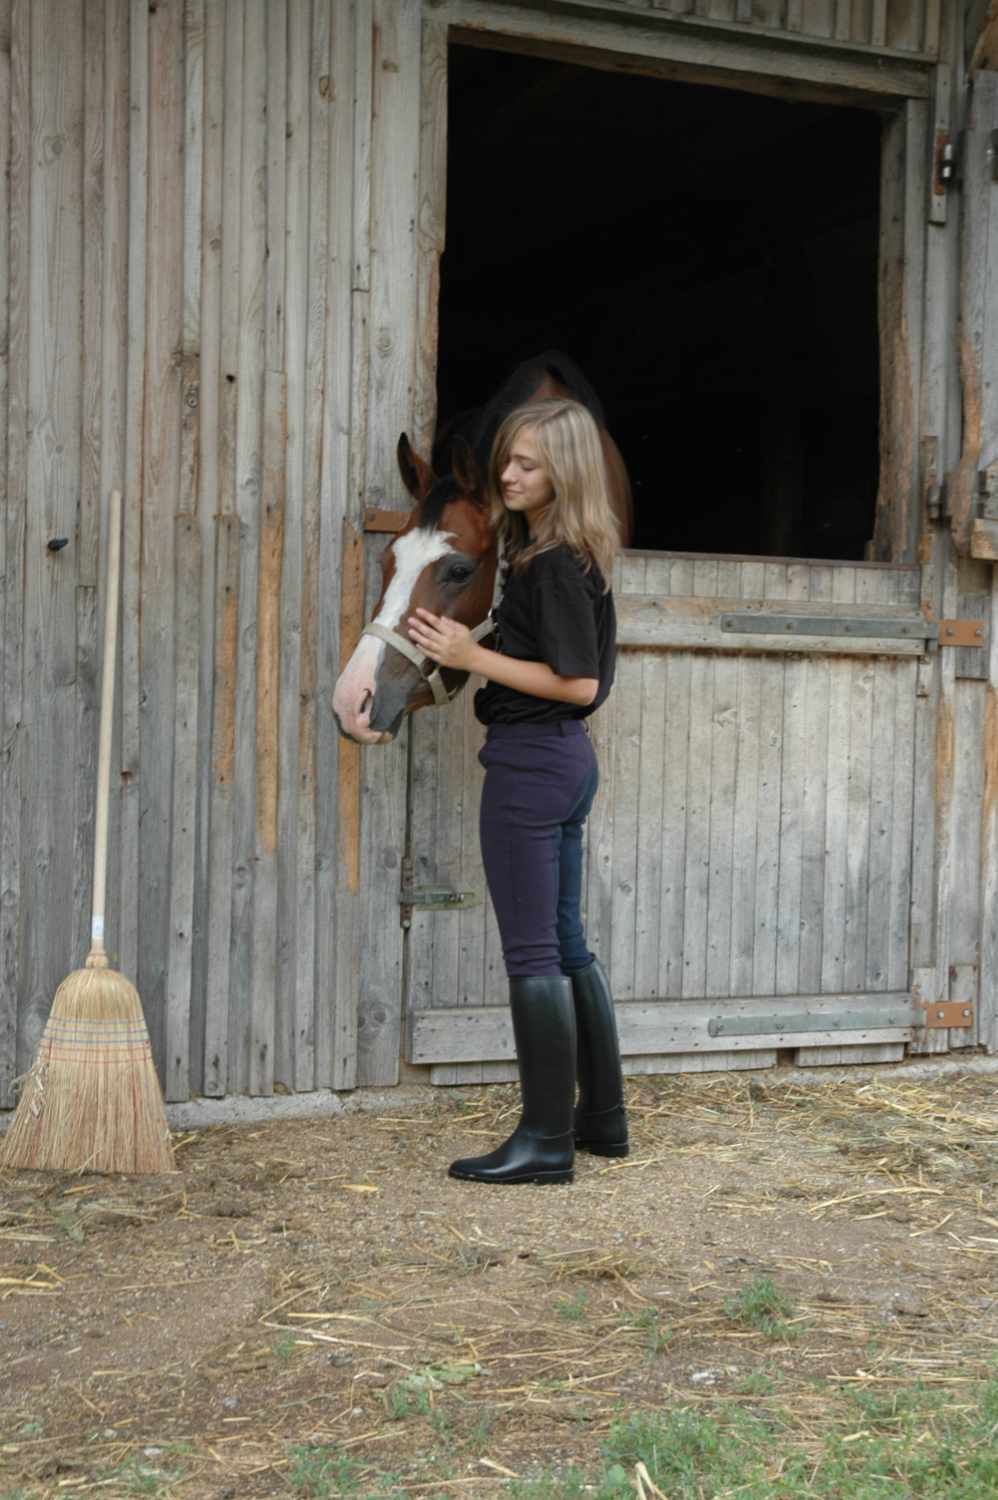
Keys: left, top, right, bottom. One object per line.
{"left": 361, "top": 539, "right": 504, "bottom": 708}
{"left": 361, "top": 617, "right": 495, "bottom": 706}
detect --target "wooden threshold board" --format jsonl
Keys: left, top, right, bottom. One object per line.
{"left": 407, "top": 992, "right": 915, "bottom": 1065}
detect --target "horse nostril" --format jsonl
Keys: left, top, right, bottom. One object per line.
{"left": 358, "top": 689, "right": 372, "bottom": 716}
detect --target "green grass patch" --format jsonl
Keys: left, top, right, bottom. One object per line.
{"left": 723, "top": 1276, "right": 798, "bottom": 1338}
{"left": 554, "top": 1290, "right": 590, "bottom": 1322}
{"left": 506, "top": 1380, "right": 998, "bottom": 1499}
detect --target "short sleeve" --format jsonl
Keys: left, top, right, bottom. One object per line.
{"left": 531, "top": 552, "right": 600, "bottom": 678}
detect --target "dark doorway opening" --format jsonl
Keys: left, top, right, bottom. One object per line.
{"left": 437, "top": 44, "right": 882, "bottom": 560}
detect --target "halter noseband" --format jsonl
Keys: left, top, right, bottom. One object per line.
{"left": 361, "top": 617, "right": 495, "bottom": 707}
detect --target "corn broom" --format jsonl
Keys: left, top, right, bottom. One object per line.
{"left": 1, "top": 490, "right": 175, "bottom": 1174}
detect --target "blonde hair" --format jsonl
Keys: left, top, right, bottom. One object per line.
{"left": 488, "top": 399, "right": 620, "bottom": 588}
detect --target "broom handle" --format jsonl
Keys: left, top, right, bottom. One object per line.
{"left": 86, "top": 488, "right": 122, "bottom": 970}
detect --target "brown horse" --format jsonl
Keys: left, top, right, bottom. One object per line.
{"left": 332, "top": 353, "right": 632, "bottom": 745}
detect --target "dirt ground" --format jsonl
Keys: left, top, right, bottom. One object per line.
{"left": 1, "top": 1067, "right": 997, "bottom": 1499}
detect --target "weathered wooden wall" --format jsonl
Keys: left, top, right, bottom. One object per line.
{"left": 1, "top": 0, "right": 995, "bottom": 1106}
{"left": 0, "top": 0, "right": 426, "bottom": 1105}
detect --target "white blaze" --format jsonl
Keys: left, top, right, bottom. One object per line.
{"left": 332, "top": 527, "right": 456, "bottom": 742}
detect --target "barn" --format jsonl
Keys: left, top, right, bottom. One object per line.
{"left": 2, "top": 0, "right": 997, "bottom": 1108}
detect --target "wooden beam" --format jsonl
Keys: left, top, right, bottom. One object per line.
{"left": 408, "top": 992, "right": 915, "bottom": 1065}
{"left": 438, "top": 2, "right": 931, "bottom": 106}
{"left": 616, "top": 594, "right": 929, "bottom": 657}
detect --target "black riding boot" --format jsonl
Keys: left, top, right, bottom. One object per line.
{"left": 572, "top": 958, "right": 629, "bottom": 1157}
{"left": 449, "top": 976, "right": 576, "bottom": 1185}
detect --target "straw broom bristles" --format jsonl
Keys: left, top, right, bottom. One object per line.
{"left": 0, "top": 490, "right": 174, "bottom": 1176}
{"left": 0, "top": 960, "right": 175, "bottom": 1175}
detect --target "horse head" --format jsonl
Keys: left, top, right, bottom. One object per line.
{"left": 332, "top": 434, "right": 498, "bottom": 744}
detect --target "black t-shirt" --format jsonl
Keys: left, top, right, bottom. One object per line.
{"left": 474, "top": 544, "right": 617, "bottom": 725}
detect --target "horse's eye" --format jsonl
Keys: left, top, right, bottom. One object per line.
{"left": 442, "top": 559, "right": 475, "bottom": 585}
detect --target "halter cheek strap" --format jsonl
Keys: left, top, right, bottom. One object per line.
{"left": 362, "top": 617, "right": 495, "bottom": 707}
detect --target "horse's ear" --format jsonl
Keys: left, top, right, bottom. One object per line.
{"left": 451, "top": 436, "right": 483, "bottom": 501}
{"left": 397, "top": 433, "right": 434, "bottom": 501}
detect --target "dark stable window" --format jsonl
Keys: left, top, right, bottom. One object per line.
{"left": 438, "top": 44, "right": 881, "bottom": 561}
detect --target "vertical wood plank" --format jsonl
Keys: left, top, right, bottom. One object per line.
{"left": 775, "top": 567, "right": 809, "bottom": 996}
{"left": 610, "top": 651, "right": 642, "bottom": 999}
{"left": 313, "top": 0, "right": 344, "bottom": 1087}
{"left": 228, "top": 0, "right": 266, "bottom": 1093}
{"left": 120, "top": 1, "right": 149, "bottom": 988}
{"left": 0, "top": 0, "right": 16, "bottom": 1105}
{"left": 73, "top": 0, "right": 101, "bottom": 1000}
{"left": 842, "top": 660, "right": 874, "bottom": 993}
{"left": 355, "top": 0, "right": 421, "bottom": 1088}
{"left": 139, "top": 0, "right": 184, "bottom": 1075}
{"left": 204, "top": 0, "right": 244, "bottom": 1096}
{"left": 887, "top": 660, "right": 916, "bottom": 993}
{"left": 682, "top": 645, "right": 713, "bottom": 996}
{"left": 81, "top": 0, "right": 105, "bottom": 590}
{"left": 204, "top": 512, "right": 239, "bottom": 1095}
{"left": 706, "top": 654, "right": 737, "bottom": 997}
{"left": 798, "top": 652, "right": 830, "bottom": 993}
{"left": 190, "top": 0, "right": 224, "bottom": 1094}
{"left": 635, "top": 652, "right": 666, "bottom": 997}
{"left": 279, "top": 0, "right": 311, "bottom": 1090}
{"left": 586, "top": 634, "right": 616, "bottom": 980}
{"left": 979, "top": 569, "right": 998, "bottom": 1055}
{"left": 251, "top": 364, "right": 287, "bottom": 1096}
{"left": 751, "top": 656, "right": 783, "bottom": 999}
{"left": 864, "top": 656, "right": 896, "bottom": 991}
{"left": 950, "top": 681, "right": 983, "bottom": 986}
{"left": 248, "top": 3, "right": 288, "bottom": 1098}
{"left": 23, "top": 0, "right": 84, "bottom": 1067}
{"left": 165, "top": 515, "right": 201, "bottom": 1099}
{"left": 324, "top": 0, "right": 366, "bottom": 1091}
{"left": 164, "top": 0, "right": 206, "bottom": 1103}
{"left": 97, "top": 0, "right": 130, "bottom": 990}
{"left": 658, "top": 651, "right": 690, "bottom": 998}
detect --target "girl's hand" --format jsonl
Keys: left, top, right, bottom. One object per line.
{"left": 407, "top": 608, "right": 476, "bottom": 671}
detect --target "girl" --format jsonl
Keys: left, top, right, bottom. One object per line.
{"left": 407, "top": 398, "right": 628, "bottom": 1184}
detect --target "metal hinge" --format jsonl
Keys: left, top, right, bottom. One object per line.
{"left": 918, "top": 1000, "right": 974, "bottom": 1029}
{"left": 933, "top": 130, "right": 960, "bottom": 194}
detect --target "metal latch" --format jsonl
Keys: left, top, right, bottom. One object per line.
{"left": 938, "top": 619, "right": 985, "bottom": 647}
{"left": 399, "top": 886, "right": 479, "bottom": 927}
{"left": 919, "top": 1001, "right": 974, "bottom": 1028}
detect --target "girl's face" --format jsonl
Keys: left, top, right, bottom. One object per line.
{"left": 500, "top": 427, "right": 555, "bottom": 529}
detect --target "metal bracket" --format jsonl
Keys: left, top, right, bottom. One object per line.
{"left": 919, "top": 1001, "right": 974, "bottom": 1029}
{"left": 719, "top": 612, "right": 931, "bottom": 641}
{"left": 938, "top": 619, "right": 986, "bottom": 647}
{"left": 708, "top": 1006, "right": 915, "bottom": 1038}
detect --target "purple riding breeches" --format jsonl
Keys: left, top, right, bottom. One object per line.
{"left": 478, "top": 721, "right": 599, "bottom": 979}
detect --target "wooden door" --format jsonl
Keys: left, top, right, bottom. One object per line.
{"left": 404, "top": 552, "right": 939, "bottom": 1082}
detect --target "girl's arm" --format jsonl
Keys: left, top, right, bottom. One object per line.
{"left": 407, "top": 608, "right": 598, "bottom": 707}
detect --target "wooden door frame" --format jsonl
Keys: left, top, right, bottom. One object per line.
{"left": 404, "top": 4, "right": 941, "bottom": 1076}
{"left": 416, "top": 7, "right": 936, "bottom": 572}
